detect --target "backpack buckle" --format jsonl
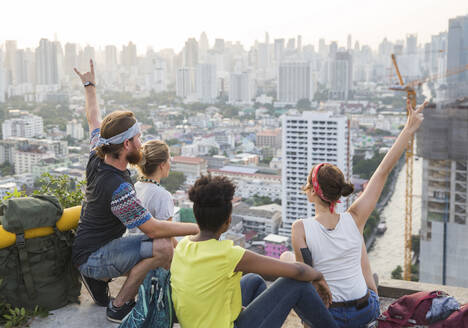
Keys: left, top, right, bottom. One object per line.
{"left": 16, "top": 233, "right": 25, "bottom": 247}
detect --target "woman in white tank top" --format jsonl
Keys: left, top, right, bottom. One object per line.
{"left": 290, "top": 99, "right": 427, "bottom": 328}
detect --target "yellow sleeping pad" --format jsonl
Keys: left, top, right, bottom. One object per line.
{"left": 0, "top": 205, "right": 81, "bottom": 249}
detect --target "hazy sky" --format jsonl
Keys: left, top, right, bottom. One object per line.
{"left": 1, "top": 0, "right": 467, "bottom": 53}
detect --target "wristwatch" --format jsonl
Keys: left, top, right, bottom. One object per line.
{"left": 84, "top": 81, "right": 95, "bottom": 88}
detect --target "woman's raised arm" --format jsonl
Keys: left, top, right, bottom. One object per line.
{"left": 348, "top": 99, "right": 427, "bottom": 231}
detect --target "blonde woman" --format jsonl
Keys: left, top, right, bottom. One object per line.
{"left": 134, "top": 140, "right": 174, "bottom": 223}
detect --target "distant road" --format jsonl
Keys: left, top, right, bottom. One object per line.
{"left": 368, "top": 159, "right": 422, "bottom": 279}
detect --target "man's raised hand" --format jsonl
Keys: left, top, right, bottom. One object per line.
{"left": 74, "top": 59, "right": 96, "bottom": 85}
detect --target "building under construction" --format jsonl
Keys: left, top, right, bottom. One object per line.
{"left": 417, "top": 98, "right": 468, "bottom": 287}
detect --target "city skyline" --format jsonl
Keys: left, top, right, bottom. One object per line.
{"left": 1, "top": 0, "right": 467, "bottom": 53}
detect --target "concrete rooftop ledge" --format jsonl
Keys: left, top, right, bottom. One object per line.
{"left": 29, "top": 278, "right": 468, "bottom": 328}
{"left": 378, "top": 279, "right": 468, "bottom": 304}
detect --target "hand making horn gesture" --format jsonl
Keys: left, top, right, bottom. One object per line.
{"left": 73, "top": 59, "right": 96, "bottom": 87}
{"left": 405, "top": 99, "right": 427, "bottom": 134}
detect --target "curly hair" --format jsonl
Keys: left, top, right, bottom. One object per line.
{"left": 188, "top": 175, "right": 235, "bottom": 233}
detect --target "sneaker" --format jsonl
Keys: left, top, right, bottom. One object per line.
{"left": 106, "top": 299, "right": 136, "bottom": 323}
{"left": 80, "top": 272, "right": 110, "bottom": 307}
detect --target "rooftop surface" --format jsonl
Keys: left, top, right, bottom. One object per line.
{"left": 29, "top": 278, "right": 468, "bottom": 328}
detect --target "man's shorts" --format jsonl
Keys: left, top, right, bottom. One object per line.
{"left": 78, "top": 234, "right": 153, "bottom": 280}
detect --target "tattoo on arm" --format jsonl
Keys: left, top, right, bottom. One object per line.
{"left": 300, "top": 248, "right": 314, "bottom": 267}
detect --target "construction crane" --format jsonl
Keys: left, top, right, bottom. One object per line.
{"left": 390, "top": 55, "right": 468, "bottom": 281}
{"left": 390, "top": 54, "right": 415, "bottom": 281}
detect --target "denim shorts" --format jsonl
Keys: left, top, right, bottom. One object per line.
{"left": 79, "top": 234, "right": 153, "bottom": 280}
{"left": 328, "top": 289, "right": 380, "bottom": 328}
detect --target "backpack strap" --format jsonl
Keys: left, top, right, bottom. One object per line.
{"left": 15, "top": 233, "right": 37, "bottom": 299}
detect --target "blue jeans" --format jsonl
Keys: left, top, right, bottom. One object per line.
{"left": 78, "top": 234, "right": 153, "bottom": 280}
{"left": 235, "top": 274, "right": 338, "bottom": 328}
{"left": 328, "top": 290, "right": 380, "bottom": 328}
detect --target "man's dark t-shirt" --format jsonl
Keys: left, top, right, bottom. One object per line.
{"left": 72, "top": 129, "right": 151, "bottom": 267}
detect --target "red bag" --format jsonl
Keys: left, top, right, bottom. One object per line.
{"left": 378, "top": 291, "right": 444, "bottom": 327}
{"left": 429, "top": 303, "right": 468, "bottom": 328}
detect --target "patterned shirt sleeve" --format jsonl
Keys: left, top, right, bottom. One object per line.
{"left": 111, "top": 182, "right": 152, "bottom": 229}
{"left": 90, "top": 128, "right": 100, "bottom": 152}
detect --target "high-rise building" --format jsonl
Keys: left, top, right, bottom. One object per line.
{"left": 347, "top": 34, "right": 352, "bottom": 50}
{"left": 14, "top": 49, "right": 34, "bottom": 85}
{"left": 184, "top": 38, "right": 199, "bottom": 68}
{"left": 257, "top": 43, "right": 270, "bottom": 70}
{"left": 329, "top": 51, "right": 353, "bottom": 100}
{"left": 104, "top": 45, "right": 118, "bottom": 70}
{"left": 0, "top": 53, "right": 5, "bottom": 102}
{"left": 274, "top": 39, "right": 285, "bottom": 63}
{"left": 277, "top": 61, "right": 316, "bottom": 105}
{"left": 447, "top": 14, "right": 468, "bottom": 99}
{"left": 297, "top": 35, "right": 302, "bottom": 53}
{"left": 121, "top": 42, "right": 137, "bottom": 68}
{"left": 5, "top": 40, "right": 17, "bottom": 85}
{"left": 280, "top": 111, "right": 351, "bottom": 237}
{"left": 417, "top": 101, "right": 468, "bottom": 287}
{"left": 83, "top": 45, "right": 95, "bottom": 63}
{"left": 147, "top": 58, "right": 167, "bottom": 93}
{"left": 64, "top": 43, "right": 78, "bottom": 77}
{"left": 66, "top": 119, "right": 84, "bottom": 140}
{"left": 213, "top": 39, "right": 225, "bottom": 53}
{"left": 176, "top": 67, "right": 196, "bottom": 99}
{"left": 329, "top": 41, "right": 338, "bottom": 58}
{"left": 199, "top": 32, "right": 209, "bottom": 61}
{"left": 196, "top": 63, "right": 217, "bottom": 103}
{"left": 229, "top": 71, "right": 255, "bottom": 104}
{"left": 319, "top": 39, "right": 327, "bottom": 58}
{"left": 2, "top": 113, "right": 43, "bottom": 139}
{"left": 35, "top": 39, "right": 59, "bottom": 85}
{"left": 287, "top": 38, "right": 296, "bottom": 50}
{"left": 430, "top": 33, "right": 448, "bottom": 78}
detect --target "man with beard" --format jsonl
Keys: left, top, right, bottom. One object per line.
{"left": 72, "top": 60, "right": 199, "bottom": 323}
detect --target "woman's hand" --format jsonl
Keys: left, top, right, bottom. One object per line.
{"left": 404, "top": 99, "right": 427, "bottom": 134}
{"left": 313, "top": 278, "right": 332, "bottom": 308}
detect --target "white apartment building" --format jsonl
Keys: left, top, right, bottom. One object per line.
{"left": 232, "top": 203, "right": 282, "bottom": 235}
{"left": 176, "top": 67, "right": 196, "bottom": 99}
{"left": 277, "top": 62, "right": 316, "bottom": 106}
{"left": 0, "top": 62, "right": 5, "bottom": 103}
{"left": 13, "top": 148, "right": 55, "bottom": 174}
{"left": 196, "top": 63, "right": 217, "bottom": 103}
{"left": 229, "top": 72, "right": 255, "bottom": 104}
{"left": 171, "top": 156, "right": 207, "bottom": 179}
{"left": 2, "top": 113, "right": 43, "bottom": 139}
{"left": 66, "top": 119, "right": 84, "bottom": 140}
{"left": 0, "top": 138, "right": 68, "bottom": 173}
{"left": 208, "top": 166, "right": 281, "bottom": 200}
{"left": 280, "top": 111, "right": 351, "bottom": 237}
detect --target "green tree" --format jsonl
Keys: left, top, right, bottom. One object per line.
{"left": 0, "top": 162, "right": 14, "bottom": 176}
{"left": 411, "top": 235, "right": 420, "bottom": 255}
{"left": 166, "top": 138, "right": 181, "bottom": 146}
{"left": 208, "top": 148, "right": 219, "bottom": 156}
{"left": 296, "top": 98, "right": 312, "bottom": 110}
{"left": 32, "top": 173, "right": 85, "bottom": 208}
{"left": 160, "top": 171, "right": 186, "bottom": 193}
{"left": 391, "top": 265, "right": 403, "bottom": 280}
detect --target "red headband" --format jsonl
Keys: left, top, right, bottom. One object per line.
{"left": 311, "top": 163, "right": 341, "bottom": 213}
